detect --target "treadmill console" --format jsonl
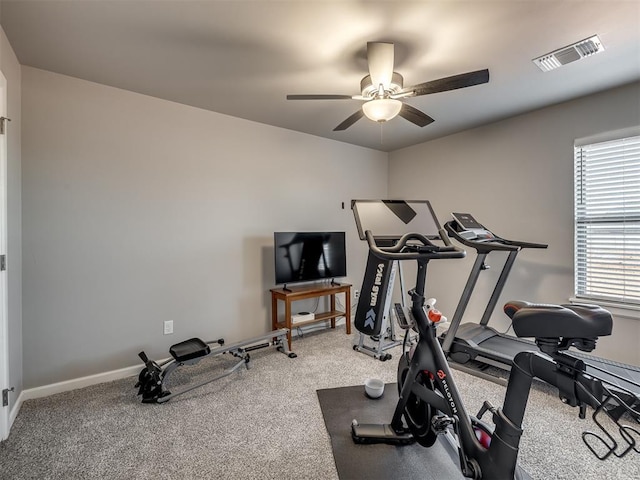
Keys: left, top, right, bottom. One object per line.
{"left": 451, "top": 213, "right": 494, "bottom": 241}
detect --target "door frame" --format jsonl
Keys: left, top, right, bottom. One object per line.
{"left": 0, "top": 70, "right": 9, "bottom": 441}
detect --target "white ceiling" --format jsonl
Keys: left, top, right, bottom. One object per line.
{"left": 2, "top": 0, "right": 639, "bottom": 152}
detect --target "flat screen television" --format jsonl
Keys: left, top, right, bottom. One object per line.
{"left": 274, "top": 232, "right": 347, "bottom": 286}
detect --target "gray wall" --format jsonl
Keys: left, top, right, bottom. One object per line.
{"left": 388, "top": 81, "right": 640, "bottom": 366}
{"left": 16, "top": 64, "right": 640, "bottom": 389}
{"left": 1, "top": 26, "right": 22, "bottom": 415}
{"left": 22, "top": 66, "right": 387, "bottom": 388}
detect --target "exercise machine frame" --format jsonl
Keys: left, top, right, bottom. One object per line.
{"left": 351, "top": 229, "right": 639, "bottom": 479}
{"left": 352, "top": 257, "right": 406, "bottom": 361}
{"left": 351, "top": 200, "right": 440, "bottom": 361}
{"left": 441, "top": 217, "right": 547, "bottom": 376}
{"left": 136, "top": 328, "right": 295, "bottom": 403}
{"left": 441, "top": 215, "right": 640, "bottom": 406}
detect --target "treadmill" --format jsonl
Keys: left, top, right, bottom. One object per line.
{"left": 440, "top": 213, "right": 547, "bottom": 378}
{"left": 440, "top": 213, "right": 640, "bottom": 407}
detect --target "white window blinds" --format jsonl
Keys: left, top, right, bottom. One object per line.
{"left": 574, "top": 133, "right": 640, "bottom": 306}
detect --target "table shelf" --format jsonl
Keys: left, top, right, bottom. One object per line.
{"left": 270, "top": 283, "right": 351, "bottom": 349}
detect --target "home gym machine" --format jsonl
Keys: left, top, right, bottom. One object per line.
{"left": 351, "top": 200, "right": 441, "bottom": 361}
{"left": 441, "top": 212, "right": 640, "bottom": 406}
{"left": 136, "top": 328, "right": 295, "bottom": 403}
{"left": 440, "top": 212, "right": 547, "bottom": 379}
{"left": 351, "top": 226, "right": 640, "bottom": 479}
{"left": 352, "top": 247, "right": 405, "bottom": 361}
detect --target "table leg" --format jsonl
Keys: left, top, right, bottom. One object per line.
{"left": 330, "top": 294, "right": 336, "bottom": 329}
{"left": 345, "top": 287, "right": 351, "bottom": 334}
{"left": 271, "top": 294, "right": 278, "bottom": 332}
{"left": 284, "top": 298, "right": 292, "bottom": 350}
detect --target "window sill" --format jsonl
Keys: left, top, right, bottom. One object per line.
{"left": 569, "top": 297, "right": 640, "bottom": 321}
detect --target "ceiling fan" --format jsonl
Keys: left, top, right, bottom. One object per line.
{"left": 286, "top": 42, "right": 489, "bottom": 131}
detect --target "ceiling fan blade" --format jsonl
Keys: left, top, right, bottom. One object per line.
{"left": 398, "top": 103, "right": 435, "bottom": 127}
{"left": 287, "top": 94, "right": 354, "bottom": 100}
{"left": 404, "top": 69, "right": 490, "bottom": 97}
{"left": 367, "top": 42, "right": 394, "bottom": 90}
{"left": 333, "top": 110, "right": 364, "bottom": 131}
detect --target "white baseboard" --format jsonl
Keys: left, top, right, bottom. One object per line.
{"left": 6, "top": 321, "right": 351, "bottom": 433}
{"left": 4, "top": 363, "right": 149, "bottom": 440}
{"left": 8, "top": 390, "right": 24, "bottom": 432}
{"left": 13, "top": 320, "right": 336, "bottom": 403}
{"left": 21, "top": 363, "right": 145, "bottom": 402}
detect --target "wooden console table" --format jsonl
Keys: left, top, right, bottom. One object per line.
{"left": 270, "top": 283, "right": 351, "bottom": 349}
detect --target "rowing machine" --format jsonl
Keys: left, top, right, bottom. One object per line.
{"left": 136, "top": 328, "right": 295, "bottom": 403}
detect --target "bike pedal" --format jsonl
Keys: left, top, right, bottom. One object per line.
{"left": 432, "top": 414, "right": 455, "bottom": 433}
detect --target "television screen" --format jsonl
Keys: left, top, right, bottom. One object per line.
{"left": 274, "top": 232, "right": 347, "bottom": 285}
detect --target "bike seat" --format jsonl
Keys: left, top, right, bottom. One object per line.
{"left": 170, "top": 338, "right": 211, "bottom": 362}
{"left": 503, "top": 300, "right": 612, "bottom": 340}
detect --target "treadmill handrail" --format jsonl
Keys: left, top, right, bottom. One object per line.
{"left": 500, "top": 238, "right": 548, "bottom": 249}
{"left": 444, "top": 221, "right": 548, "bottom": 252}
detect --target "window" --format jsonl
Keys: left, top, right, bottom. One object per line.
{"left": 574, "top": 129, "right": 640, "bottom": 307}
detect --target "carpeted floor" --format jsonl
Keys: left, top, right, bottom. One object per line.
{"left": 1, "top": 325, "right": 638, "bottom": 479}
{"left": 317, "top": 384, "right": 465, "bottom": 480}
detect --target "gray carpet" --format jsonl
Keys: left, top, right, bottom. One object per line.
{"left": 1, "top": 325, "right": 639, "bottom": 479}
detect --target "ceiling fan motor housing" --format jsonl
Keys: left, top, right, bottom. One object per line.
{"left": 360, "top": 72, "right": 404, "bottom": 98}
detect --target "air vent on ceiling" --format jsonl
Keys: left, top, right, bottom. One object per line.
{"left": 533, "top": 35, "right": 604, "bottom": 72}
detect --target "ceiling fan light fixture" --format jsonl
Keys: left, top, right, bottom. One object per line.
{"left": 362, "top": 98, "right": 402, "bottom": 123}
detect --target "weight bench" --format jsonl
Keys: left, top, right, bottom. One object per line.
{"left": 136, "top": 328, "right": 295, "bottom": 403}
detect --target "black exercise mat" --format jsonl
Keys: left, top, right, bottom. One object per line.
{"left": 317, "top": 383, "right": 464, "bottom": 480}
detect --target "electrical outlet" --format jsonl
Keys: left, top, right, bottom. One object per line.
{"left": 164, "top": 320, "right": 174, "bottom": 335}
{"left": 354, "top": 290, "right": 360, "bottom": 299}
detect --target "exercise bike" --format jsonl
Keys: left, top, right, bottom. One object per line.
{"left": 351, "top": 229, "right": 639, "bottom": 479}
